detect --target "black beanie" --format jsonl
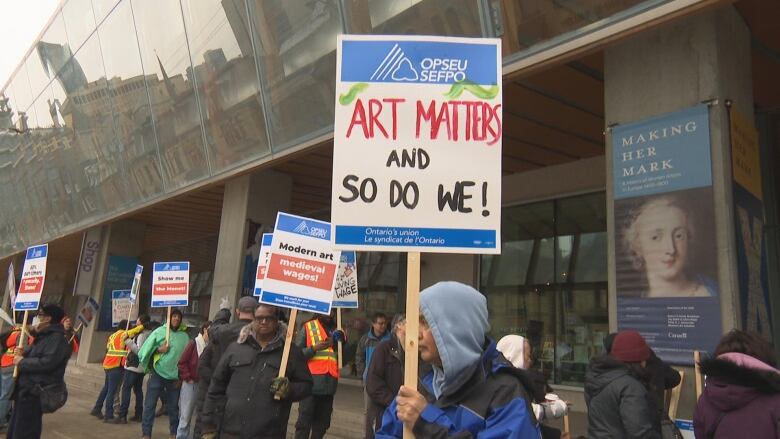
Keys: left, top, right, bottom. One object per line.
{"left": 41, "top": 304, "right": 65, "bottom": 324}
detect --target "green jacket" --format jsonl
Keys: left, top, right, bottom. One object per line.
{"left": 138, "top": 323, "right": 189, "bottom": 380}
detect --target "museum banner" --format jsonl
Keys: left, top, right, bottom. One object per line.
{"left": 613, "top": 104, "right": 721, "bottom": 365}
{"left": 730, "top": 108, "right": 773, "bottom": 342}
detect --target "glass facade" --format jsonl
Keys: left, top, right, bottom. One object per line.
{"left": 481, "top": 192, "right": 608, "bottom": 385}
{"left": 1, "top": 0, "right": 667, "bottom": 260}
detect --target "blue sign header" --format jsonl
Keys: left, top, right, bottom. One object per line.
{"left": 26, "top": 245, "right": 47, "bottom": 259}
{"left": 153, "top": 262, "right": 189, "bottom": 272}
{"left": 261, "top": 233, "right": 273, "bottom": 246}
{"left": 341, "top": 39, "right": 497, "bottom": 85}
{"left": 276, "top": 213, "right": 331, "bottom": 241}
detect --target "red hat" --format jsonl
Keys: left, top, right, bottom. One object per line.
{"left": 610, "top": 330, "right": 651, "bottom": 363}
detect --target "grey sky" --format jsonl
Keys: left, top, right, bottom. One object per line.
{"left": 0, "top": 0, "right": 61, "bottom": 93}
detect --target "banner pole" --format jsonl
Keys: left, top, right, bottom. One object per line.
{"left": 403, "top": 252, "right": 421, "bottom": 439}
{"left": 336, "top": 308, "right": 343, "bottom": 370}
{"left": 165, "top": 306, "right": 172, "bottom": 344}
{"left": 275, "top": 309, "right": 298, "bottom": 400}
{"left": 13, "top": 310, "right": 29, "bottom": 379}
{"left": 125, "top": 300, "right": 135, "bottom": 331}
{"left": 694, "top": 351, "right": 703, "bottom": 399}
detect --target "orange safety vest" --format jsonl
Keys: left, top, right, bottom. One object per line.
{"left": 102, "top": 330, "right": 129, "bottom": 369}
{"left": 304, "top": 319, "right": 339, "bottom": 379}
{"left": 1, "top": 328, "right": 32, "bottom": 368}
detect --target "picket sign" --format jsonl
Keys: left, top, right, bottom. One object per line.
{"left": 0, "top": 263, "right": 15, "bottom": 334}
{"left": 14, "top": 245, "right": 49, "bottom": 379}
{"left": 126, "top": 265, "right": 143, "bottom": 331}
{"left": 332, "top": 251, "right": 358, "bottom": 369}
{"left": 258, "top": 212, "right": 341, "bottom": 399}
{"left": 151, "top": 262, "right": 189, "bottom": 344}
{"left": 332, "top": 35, "right": 503, "bottom": 439}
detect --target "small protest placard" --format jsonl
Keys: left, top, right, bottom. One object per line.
{"left": 15, "top": 245, "right": 48, "bottom": 311}
{"left": 332, "top": 251, "right": 358, "bottom": 308}
{"left": 151, "top": 262, "right": 189, "bottom": 308}
{"left": 129, "top": 265, "right": 143, "bottom": 305}
{"left": 77, "top": 297, "right": 99, "bottom": 328}
{"left": 260, "top": 213, "right": 341, "bottom": 314}
{"left": 112, "top": 290, "right": 137, "bottom": 327}
{"left": 253, "top": 233, "right": 273, "bottom": 297}
{"left": 6, "top": 263, "right": 16, "bottom": 309}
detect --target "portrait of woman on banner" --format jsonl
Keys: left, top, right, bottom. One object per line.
{"left": 617, "top": 189, "right": 719, "bottom": 298}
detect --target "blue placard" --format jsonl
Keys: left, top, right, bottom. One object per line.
{"left": 262, "top": 234, "right": 273, "bottom": 246}
{"left": 276, "top": 213, "right": 331, "bottom": 241}
{"left": 612, "top": 105, "right": 711, "bottom": 200}
{"left": 335, "top": 225, "right": 496, "bottom": 249}
{"left": 341, "top": 39, "right": 498, "bottom": 85}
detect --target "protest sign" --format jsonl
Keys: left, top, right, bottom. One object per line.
{"left": 260, "top": 213, "right": 341, "bottom": 314}
{"left": 14, "top": 244, "right": 48, "bottom": 311}
{"left": 331, "top": 35, "right": 502, "bottom": 254}
{"left": 111, "top": 290, "right": 137, "bottom": 327}
{"left": 332, "top": 251, "right": 358, "bottom": 308}
{"left": 151, "top": 262, "right": 190, "bottom": 308}
{"left": 77, "top": 297, "right": 99, "bottom": 327}
{"left": 129, "top": 264, "right": 143, "bottom": 305}
{"left": 253, "top": 233, "right": 273, "bottom": 297}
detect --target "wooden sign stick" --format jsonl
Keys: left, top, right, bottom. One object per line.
{"left": 275, "top": 308, "right": 298, "bottom": 400}
{"left": 165, "top": 306, "right": 172, "bottom": 344}
{"left": 68, "top": 322, "right": 83, "bottom": 344}
{"left": 13, "top": 310, "right": 29, "bottom": 379}
{"left": 668, "top": 369, "right": 684, "bottom": 420}
{"left": 125, "top": 300, "right": 135, "bottom": 331}
{"left": 563, "top": 414, "right": 570, "bottom": 434}
{"left": 336, "top": 308, "right": 343, "bottom": 370}
{"left": 694, "top": 351, "right": 703, "bottom": 400}
{"left": 403, "top": 252, "right": 421, "bottom": 439}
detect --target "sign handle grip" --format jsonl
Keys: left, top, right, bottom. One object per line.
{"left": 165, "top": 306, "right": 172, "bottom": 345}
{"left": 275, "top": 309, "right": 298, "bottom": 400}
{"left": 403, "top": 252, "right": 421, "bottom": 439}
{"left": 13, "top": 310, "right": 29, "bottom": 379}
{"left": 336, "top": 308, "right": 343, "bottom": 370}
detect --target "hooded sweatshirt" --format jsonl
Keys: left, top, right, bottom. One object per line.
{"left": 694, "top": 352, "right": 780, "bottom": 438}
{"left": 138, "top": 322, "right": 189, "bottom": 381}
{"left": 376, "top": 281, "right": 539, "bottom": 438}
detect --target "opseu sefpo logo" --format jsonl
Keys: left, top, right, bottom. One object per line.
{"left": 371, "top": 43, "right": 467, "bottom": 83}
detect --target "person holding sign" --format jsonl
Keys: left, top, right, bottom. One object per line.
{"left": 0, "top": 313, "right": 33, "bottom": 432}
{"left": 201, "top": 304, "right": 312, "bottom": 439}
{"left": 375, "top": 282, "right": 539, "bottom": 438}
{"left": 8, "top": 304, "right": 71, "bottom": 439}
{"left": 295, "top": 309, "right": 346, "bottom": 439}
{"left": 357, "top": 312, "right": 390, "bottom": 439}
{"left": 138, "top": 308, "right": 189, "bottom": 439}
{"left": 91, "top": 319, "right": 145, "bottom": 422}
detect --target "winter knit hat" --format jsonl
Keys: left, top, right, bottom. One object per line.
{"left": 610, "top": 330, "right": 651, "bottom": 363}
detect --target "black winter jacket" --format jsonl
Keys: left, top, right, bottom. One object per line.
{"left": 366, "top": 335, "right": 404, "bottom": 407}
{"left": 585, "top": 354, "right": 661, "bottom": 439}
{"left": 16, "top": 324, "right": 71, "bottom": 397}
{"left": 202, "top": 324, "right": 312, "bottom": 438}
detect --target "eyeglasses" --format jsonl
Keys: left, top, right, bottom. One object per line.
{"left": 254, "top": 316, "right": 278, "bottom": 323}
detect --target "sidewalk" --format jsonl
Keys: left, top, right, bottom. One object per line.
{"left": 7, "top": 384, "right": 362, "bottom": 439}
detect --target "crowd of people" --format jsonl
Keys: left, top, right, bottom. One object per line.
{"left": 0, "top": 282, "right": 776, "bottom": 438}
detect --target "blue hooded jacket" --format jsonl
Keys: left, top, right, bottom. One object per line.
{"left": 376, "top": 282, "right": 540, "bottom": 438}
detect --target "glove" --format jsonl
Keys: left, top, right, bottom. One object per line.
{"left": 219, "top": 296, "right": 230, "bottom": 310}
{"left": 201, "top": 432, "right": 216, "bottom": 439}
{"left": 332, "top": 329, "right": 347, "bottom": 343}
{"left": 270, "top": 376, "right": 290, "bottom": 399}
{"left": 541, "top": 399, "right": 568, "bottom": 419}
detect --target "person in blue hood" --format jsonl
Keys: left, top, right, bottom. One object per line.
{"left": 376, "top": 282, "right": 540, "bottom": 438}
